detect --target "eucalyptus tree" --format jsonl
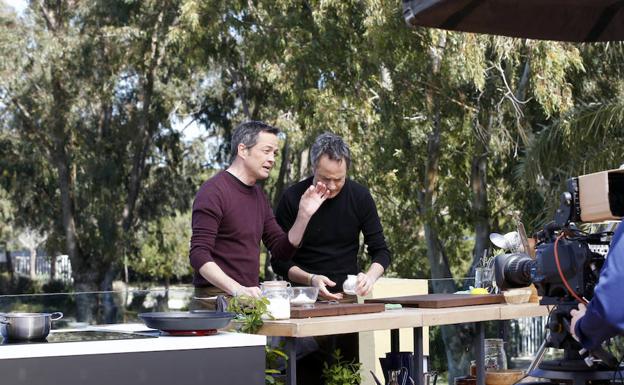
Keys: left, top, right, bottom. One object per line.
{"left": 520, "top": 43, "right": 624, "bottom": 217}
{"left": 0, "top": 1, "right": 204, "bottom": 321}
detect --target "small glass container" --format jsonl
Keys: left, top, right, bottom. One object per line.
{"left": 290, "top": 287, "right": 319, "bottom": 308}
{"left": 484, "top": 338, "right": 507, "bottom": 371}
{"left": 475, "top": 267, "right": 493, "bottom": 289}
{"left": 261, "top": 287, "right": 291, "bottom": 320}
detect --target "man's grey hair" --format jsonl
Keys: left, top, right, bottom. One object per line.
{"left": 230, "top": 121, "right": 279, "bottom": 161}
{"left": 310, "top": 132, "right": 351, "bottom": 170}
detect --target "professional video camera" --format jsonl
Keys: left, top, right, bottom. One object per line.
{"left": 492, "top": 169, "right": 624, "bottom": 380}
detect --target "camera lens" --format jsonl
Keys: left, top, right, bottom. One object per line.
{"left": 493, "top": 252, "right": 534, "bottom": 290}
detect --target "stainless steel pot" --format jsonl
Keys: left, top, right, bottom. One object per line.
{"left": 0, "top": 312, "right": 63, "bottom": 341}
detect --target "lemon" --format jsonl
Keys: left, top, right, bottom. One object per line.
{"left": 470, "top": 288, "right": 489, "bottom": 295}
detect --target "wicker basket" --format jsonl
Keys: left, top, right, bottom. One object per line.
{"left": 485, "top": 370, "right": 525, "bottom": 385}
{"left": 503, "top": 288, "right": 532, "bottom": 304}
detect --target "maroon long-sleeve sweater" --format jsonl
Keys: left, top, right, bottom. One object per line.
{"left": 189, "top": 171, "right": 296, "bottom": 287}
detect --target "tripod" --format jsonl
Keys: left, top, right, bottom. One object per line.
{"left": 525, "top": 306, "right": 623, "bottom": 385}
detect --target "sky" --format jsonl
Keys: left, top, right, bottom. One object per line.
{"left": 4, "top": 0, "right": 26, "bottom": 14}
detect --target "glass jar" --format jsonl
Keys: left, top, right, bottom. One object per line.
{"left": 261, "top": 287, "right": 292, "bottom": 320}
{"left": 474, "top": 267, "right": 493, "bottom": 289}
{"left": 484, "top": 338, "right": 507, "bottom": 371}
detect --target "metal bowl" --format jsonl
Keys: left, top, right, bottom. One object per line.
{"left": 0, "top": 312, "right": 63, "bottom": 341}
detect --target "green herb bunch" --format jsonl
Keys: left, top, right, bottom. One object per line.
{"left": 226, "top": 295, "right": 270, "bottom": 334}
{"left": 322, "top": 349, "right": 362, "bottom": 385}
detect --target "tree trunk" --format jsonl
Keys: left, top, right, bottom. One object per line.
{"left": 469, "top": 111, "right": 492, "bottom": 277}
{"left": 99, "top": 266, "right": 118, "bottom": 323}
{"left": 272, "top": 135, "right": 291, "bottom": 207}
{"left": 420, "top": 31, "right": 453, "bottom": 294}
{"left": 298, "top": 148, "right": 310, "bottom": 181}
{"left": 50, "top": 255, "right": 57, "bottom": 281}
{"left": 49, "top": 65, "right": 89, "bottom": 318}
{"left": 74, "top": 273, "right": 98, "bottom": 323}
{"left": 419, "top": 32, "right": 474, "bottom": 382}
{"left": 29, "top": 247, "right": 37, "bottom": 280}
{"left": 5, "top": 248, "right": 13, "bottom": 280}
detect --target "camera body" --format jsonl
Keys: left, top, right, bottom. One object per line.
{"left": 494, "top": 168, "right": 624, "bottom": 304}
{"left": 495, "top": 228, "right": 606, "bottom": 305}
{"left": 493, "top": 169, "right": 623, "bottom": 364}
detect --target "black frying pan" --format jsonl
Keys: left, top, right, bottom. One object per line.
{"left": 138, "top": 311, "right": 234, "bottom": 331}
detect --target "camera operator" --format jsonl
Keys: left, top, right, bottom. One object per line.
{"left": 570, "top": 222, "right": 624, "bottom": 349}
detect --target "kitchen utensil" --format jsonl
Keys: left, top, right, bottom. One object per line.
{"left": 516, "top": 220, "right": 531, "bottom": 255}
{"left": 0, "top": 312, "right": 63, "bottom": 341}
{"left": 370, "top": 370, "right": 383, "bottom": 385}
{"left": 290, "top": 287, "right": 319, "bottom": 306}
{"left": 138, "top": 311, "right": 234, "bottom": 332}
{"left": 474, "top": 267, "right": 493, "bottom": 289}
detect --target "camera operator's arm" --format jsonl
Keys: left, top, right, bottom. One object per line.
{"left": 569, "top": 303, "right": 586, "bottom": 341}
{"left": 569, "top": 223, "right": 624, "bottom": 350}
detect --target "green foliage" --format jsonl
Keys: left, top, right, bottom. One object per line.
{"left": 0, "top": 1, "right": 207, "bottom": 297}
{"left": 226, "top": 295, "right": 270, "bottom": 335}
{"left": 265, "top": 343, "right": 289, "bottom": 385}
{"left": 322, "top": 349, "right": 362, "bottom": 385}
{"left": 132, "top": 211, "right": 193, "bottom": 283}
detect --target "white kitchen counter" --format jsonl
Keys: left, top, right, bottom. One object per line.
{"left": 0, "top": 323, "right": 266, "bottom": 360}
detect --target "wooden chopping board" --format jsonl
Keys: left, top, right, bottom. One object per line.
{"left": 365, "top": 293, "right": 504, "bottom": 308}
{"left": 290, "top": 303, "right": 385, "bottom": 318}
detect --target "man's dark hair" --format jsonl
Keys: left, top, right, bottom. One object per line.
{"left": 310, "top": 132, "right": 351, "bottom": 170}
{"left": 230, "top": 121, "right": 279, "bottom": 161}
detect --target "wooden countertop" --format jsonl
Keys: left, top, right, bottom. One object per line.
{"left": 257, "top": 302, "right": 549, "bottom": 337}
{"left": 258, "top": 308, "right": 423, "bottom": 337}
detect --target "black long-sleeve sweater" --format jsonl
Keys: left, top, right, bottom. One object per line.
{"left": 272, "top": 176, "right": 391, "bottom": 292}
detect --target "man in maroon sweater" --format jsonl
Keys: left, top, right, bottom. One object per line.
{"left": 189, "top": 121, "right": 328, "bottom": 300}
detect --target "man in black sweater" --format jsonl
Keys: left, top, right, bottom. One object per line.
{"left": 272, "top": 132, "right": 391, "bottom": 384}
{"left": 272, "top": 132, "right": 391, "bottom": 298}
